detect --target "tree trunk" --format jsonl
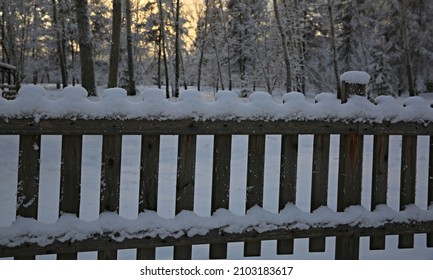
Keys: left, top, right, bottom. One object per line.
{"left": 399, "top": 0, "right": 416, "bottom": 96}
{"left": 210, "top": 23, "right": 225, "bottom": 91}
{"left": 174, "top": 0, "right": 180, "bottom": 97}
{"left": 70, "top": 36, "right": 76, "bottom": 86}
{"left": 272, "top": 0, "right": 292, "bottom": 93}
{"left": 158, "top": 0, "right": 170, "bottom": 98}
{"left": 52, "top": 0, "right": 68, "bottom": 88}
{"left": 157, "top": 34, "right": 162, "bottom": 89}
{"left": 74, "top": 0, "right": 96, "bottom": 96}
{"left": 196, "top": 0, "right": 209, "bottom": 91}
{"left": 108, "top": 0, "right": 122, "bottom": 88}
{"left": 125, "top": 0, "right": 136, "bottom": 96}
{"left": 327, "top": 0, "right": 342, "bottom": 99}
{"left": 218, "top": 0, "right": 232, "bottom": 90}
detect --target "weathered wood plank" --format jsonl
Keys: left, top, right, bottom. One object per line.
{"left": 136, "top": 135, "right": 160, "bottom": 260}
{"left": 209, "top": 135, "right": 231, "bottom": 259}
{"left": 336, "top": 134, "right": 363, "bottom": 259}
{"left": 370, "top": 135, "right": 389, "bottom": 250}
{"left": 59, "top": 135, "right": 82, "bottom": 214}
{"left": 244, "top": 135, "right": 266, "bottom": 257}
{"left": 98, "top": 135, "right": 122, "bottom": 260}
{"left": 17, "top": 135, "right": 41, "bottom": 218}
{"left": 399, "top": 135, "right": 417, "bottom": 249}
{"left": 3, "top": 220, "right": 433, "bottom": 259}
{"left": 174, "top": 135, "right": 197, "bottom": 260}
{"left": 309, "top": 134, "right": 330, "bottom": 252}
{"left": 2, "top": 119, "right": 433, "bottom": 136}
{"left": 57, "top": 135, "right": 83, "bottom": 260}
{"left": 429, "top": 136, "right": 433, "bottom": 247}
{"left": 277, "top": 135, "right": 298, "bottom": 254}
{"left": 15, "top": 135, "right": 41, "bottom": 260}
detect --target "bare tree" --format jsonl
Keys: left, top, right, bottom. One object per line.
{"left": 272, "top": 0, "right": 292, "bottom": 92}
{"left": 52, "top": 0, "right": 68, "bottom": 89}
{"left": 108, "top": 0, "right": 122, "bottom": 88}
{"left": 196, "top": 0, "right": 209, "bottom": 91}
{"left": 74, "top": 0, "right": 96, "bottom": 96}
{"left": 218, "top": 0, "right": 232, "bottom": 90}
{"left": 125, "top": 0, "right": 137, "bottom": 95}
{"left": 399, "top": 0, "right": 416, "bottom": 96}
{"left": 327, "top": 0, "right": 342, "bottom": 99}
{"left": 173, "top": 0, "right": 181, "bottom": 97}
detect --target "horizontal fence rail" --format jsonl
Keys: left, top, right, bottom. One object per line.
{"left": 0, "top": 118, "right": 432, "bottom": 260}
{"left": 1, "top": 119, "right": 433, "bottom": 135}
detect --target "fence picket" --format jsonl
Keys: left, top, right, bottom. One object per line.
{"left": 136, "top": 135, "right": 160, "bottom": 260}
{"left": 399, "top": 135, "right": 417, "bottom": 248}
{"left": 309, "top": 134, "right": 330, "bottom": 252}
{"left": 429, "top": 136, "right": 433, "bottom": 247}
{"left": 57, "top": 135, "right": 83, "bottom": 260}
{"left": 244, "top": 135, "right": 266, "bottom": 257}
{"left": 370, "top": 135, "right": 389, "bottom": 250}
{"left": 174, "top": 135, "right": 197, "bottom": 260}
{"left": 98, "top": 135, "right": 122, "bottom": 260}
{"left": 336, "top": 134, "right": 363, "bottom": 259}
{"left": 15, "top": 135, "right": 41, "bottom": 260}
{"left": 210, "top": 135, "right": 232, "bottom": 259}
{"left": 277, "top": 135, "right": 298, "bottom": 254}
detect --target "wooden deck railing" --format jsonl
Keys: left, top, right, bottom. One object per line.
{"left": 0, "top": 118, "right": 432, "bottom": 260}
{"left": 0, "top": 62, "right": 18, "bottom": 99}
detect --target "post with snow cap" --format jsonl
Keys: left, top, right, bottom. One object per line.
{"left": 340, "top": 71, "right": 370, "bottom": 103}
{"left": 336, "top": 71, "right": 369, "bottom": 259}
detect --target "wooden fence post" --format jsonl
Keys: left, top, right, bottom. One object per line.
{"left": 339, "top": 71, "right": 370, "bottom": 104}
{"left": 58, "top": 135, "right": 83, "bottom": 260}
{"left": 210, "top": 135, "right": 232, "bottom": 259}
{"left": 336, "top": 71, "right": 369, "bottom": 259}
{"left": 336, "top": 134, "right": 363, "bottom": 260}
{"left": 310, "top": 134, "right": 330, "bottom": 252}
{"left": 399, "top": 135, "right": 417, "bottom": 248}
{"left": 16, "top": 135, "right": 41, "bottom": 260}
{"left": 98, "top": 135, "right": 122, "bottom": 260}
{"left": 244, "top": 135, "right": 266, "bottom": 257}
{"left": 428, "top": 136, "right": 433, "bottom": 247}
{"left": 370, "top": 135, "right": 389, "bottom": 250}
{"left": 137, "top": 135, "right": 160, "bottom": 260}
{"left": 174, "top": 134, "right": 197, "bottom": 260}
{"left": 277, "top": 135, "right": 298, "bottom": 254}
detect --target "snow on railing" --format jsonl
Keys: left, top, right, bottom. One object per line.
{"left": 0, "top": 85, "right": 432, "bottom": 123}
{"left": 1, "top": 204, "right": 432, "bottom": 248}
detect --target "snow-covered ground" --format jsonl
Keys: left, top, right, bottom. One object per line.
{"left": 0, "top": 86, "right": 432, "bottom": 259}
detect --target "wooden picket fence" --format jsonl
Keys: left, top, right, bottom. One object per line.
{"left": 0, "top": 118, "right": 433, "bottom": 260}
{"left": 0, "top": 62, "right": 18, "bottom": 99}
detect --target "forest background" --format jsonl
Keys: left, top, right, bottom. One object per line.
{"left": 1, "top": 0, "right": 432, "bottom": 99}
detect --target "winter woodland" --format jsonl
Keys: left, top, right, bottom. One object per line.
{"left": 1, "top": 0, "right": 432, "bottom": 97}
{"left": 1, "top": 0, "right": 433, "bottom": 260}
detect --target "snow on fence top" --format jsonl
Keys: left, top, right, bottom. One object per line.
{"left": 0, "top": 85, "right": 432, "bottom": 123}
{"left": 340, "top": 71, "right": 371, "bottom": 85}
